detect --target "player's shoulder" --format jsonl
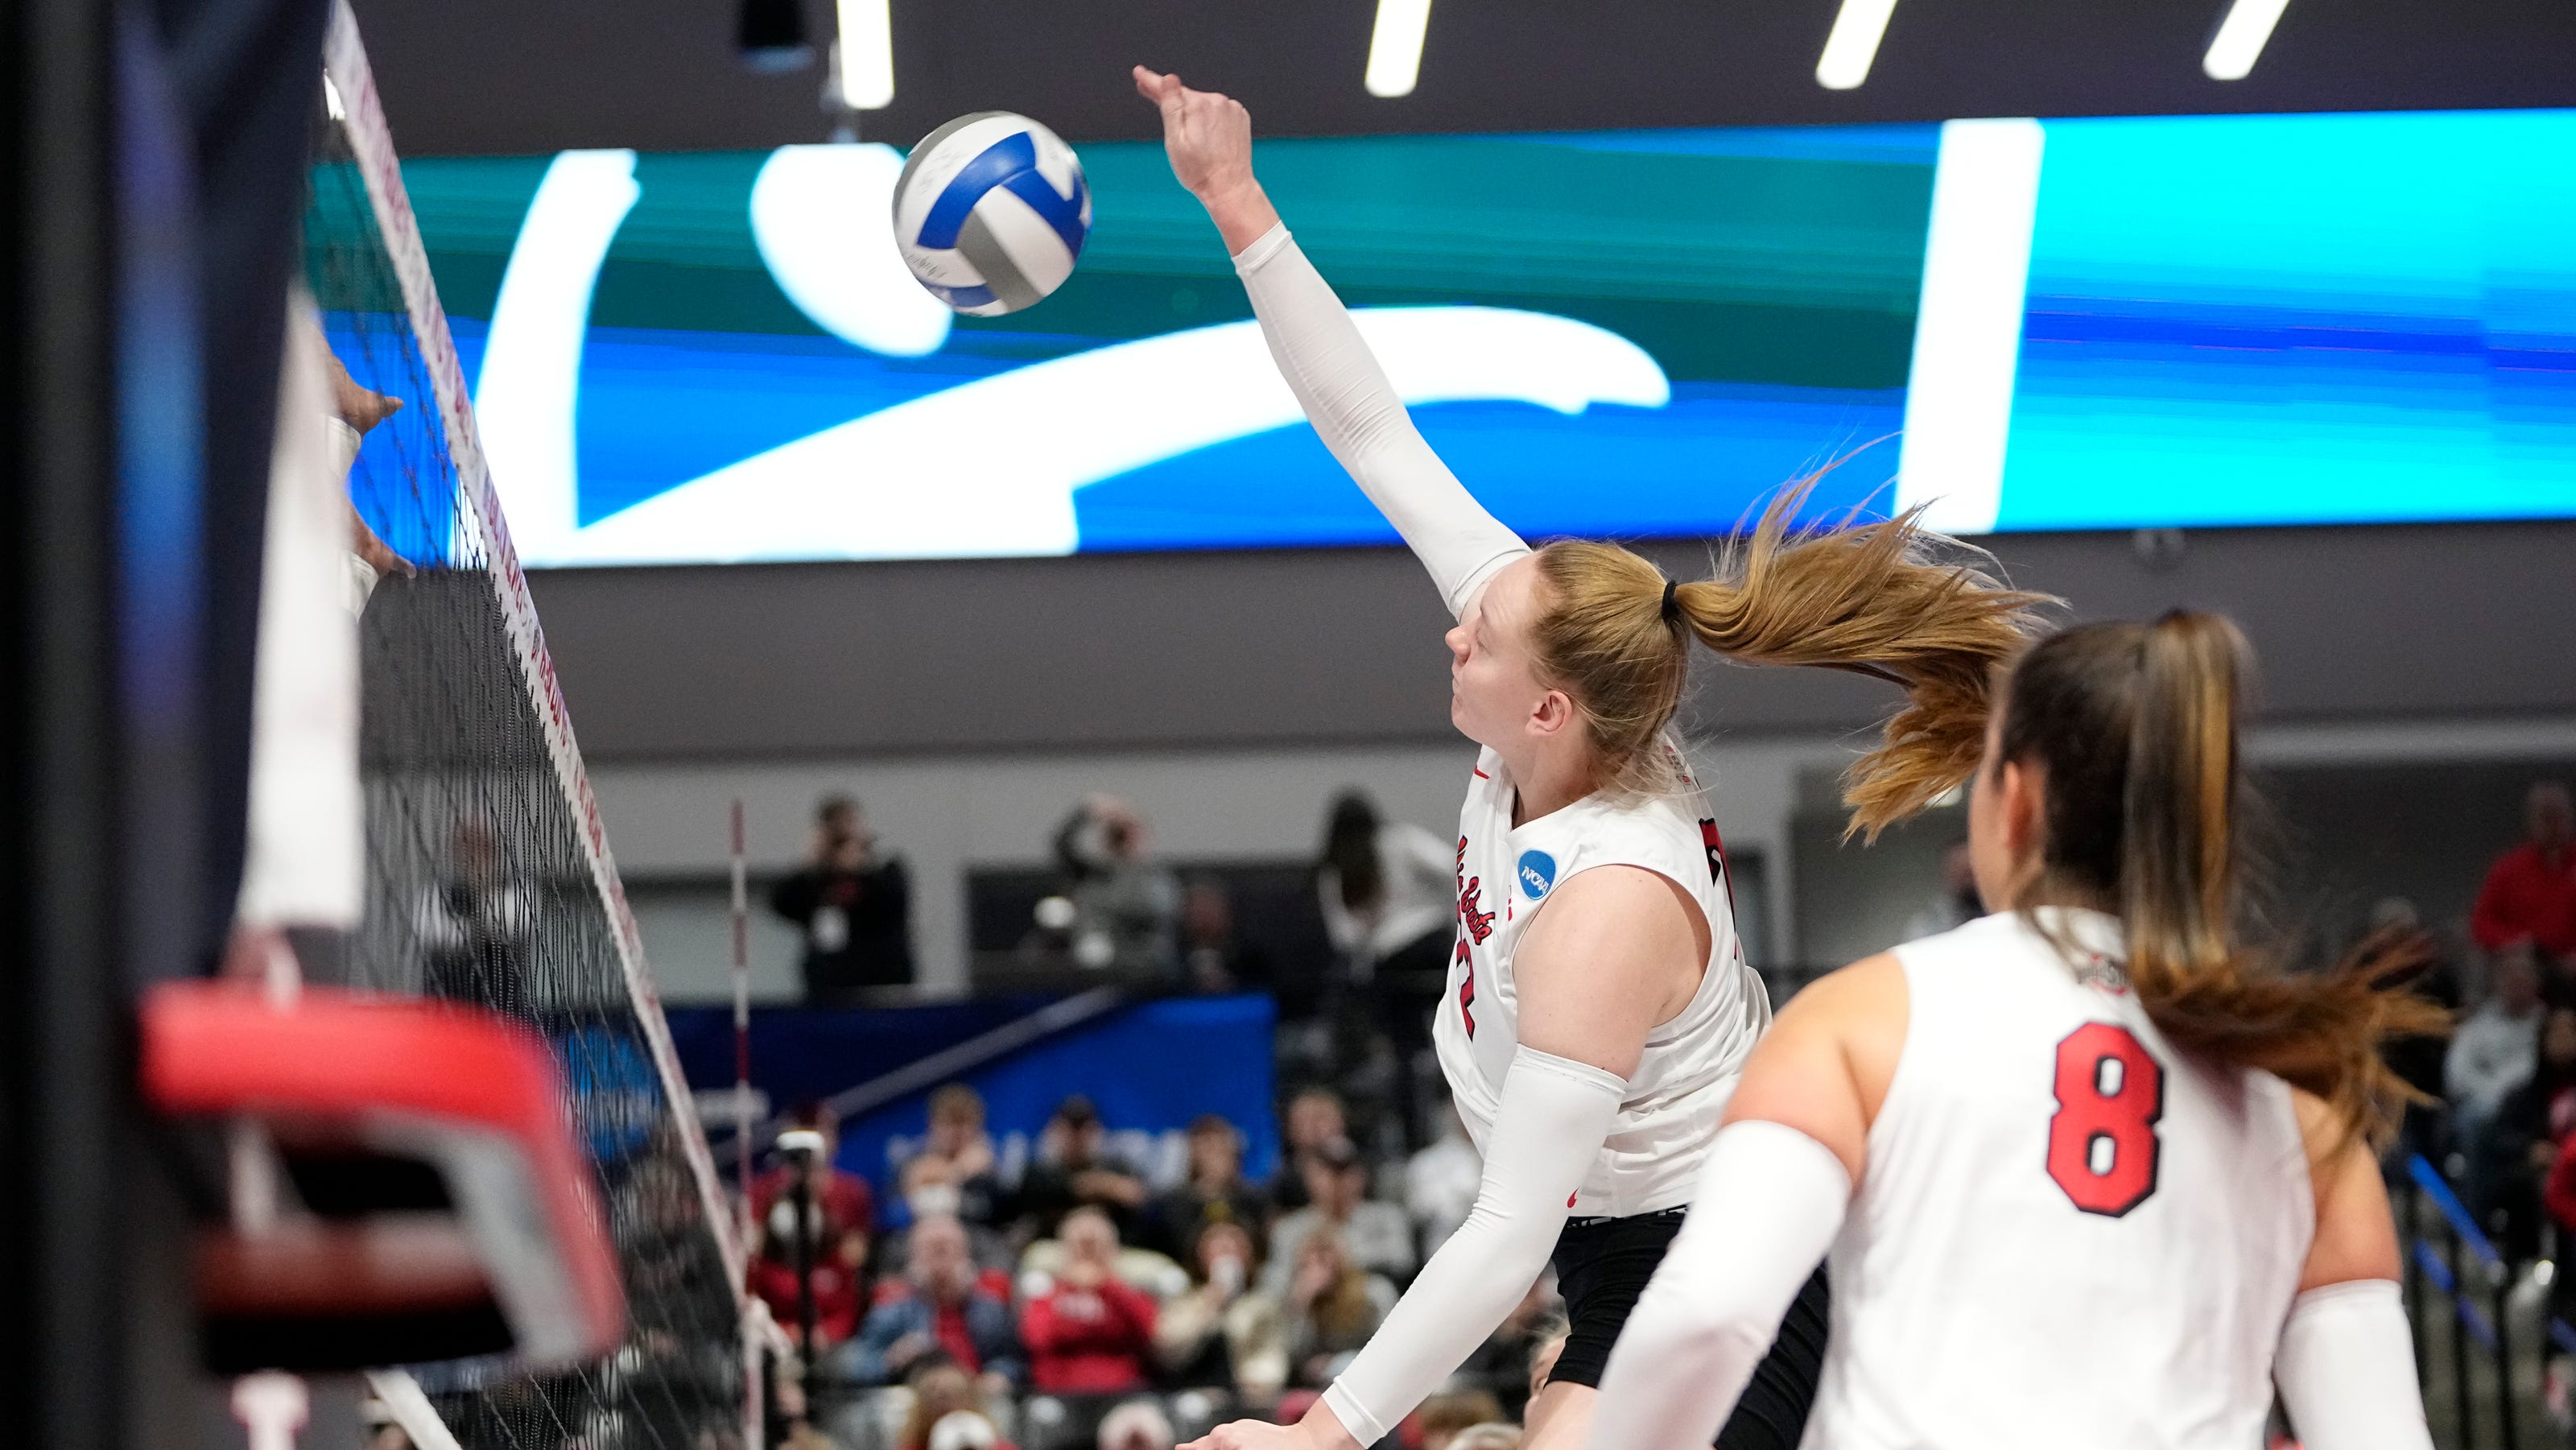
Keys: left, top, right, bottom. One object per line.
{"left": 2285, "top": 1084, "right": 2361, "bottom": 1171}
{"left": 1765, "top": 952, "right": 1910, "bottom": 1063}
{"left": 1782, "top": 952, "right": 1908, "bottom": 1018}
{"left": 1539, "top": 779, "right": 1705, "bottom": 865}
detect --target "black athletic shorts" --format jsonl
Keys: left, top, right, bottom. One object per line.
{"left": 1546, "top": 1207, "right": 1831, "bottom": 1450}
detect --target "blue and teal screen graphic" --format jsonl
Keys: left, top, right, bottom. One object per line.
{"left": 307, "top": 109, "right": 2576, "bottom": 568}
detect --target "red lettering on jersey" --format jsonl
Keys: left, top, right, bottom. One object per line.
{"left": 1458, "top": 877, "right": 1496, "bottom": 946}
{"left": 2045, "top": 1022, "right": 2165, "bottom": 1217}
{"left": 1698, "top": 818, "right": 1737, "bottom": 914}
{"left": 1454, "top": 937, "right": 1476, "bottom": 1037}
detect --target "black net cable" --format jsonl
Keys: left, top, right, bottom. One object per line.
{"left": 307, "top": 6, "right": 750, "bottom": 1447}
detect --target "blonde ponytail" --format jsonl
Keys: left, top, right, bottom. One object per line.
{"left": 1528, "top": 481, "right": 2050, "bottom": 835}
{"left": 1670, "top": 483, "right": 2051, "bottom": 837}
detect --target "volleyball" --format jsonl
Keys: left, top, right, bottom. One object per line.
{"left": 893, "top": 112, "right": 1091, "bottom": 316}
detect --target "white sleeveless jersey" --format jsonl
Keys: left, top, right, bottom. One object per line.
{"left": 1429, "top": 741, "right": 1769, "bottom": 1218}
{"left": 1805, "top": 907, "right": 2314, "bottom": 1450}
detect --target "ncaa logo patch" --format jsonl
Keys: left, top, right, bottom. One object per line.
{"left": 1516, "top": 849, "right": 1558, "bottom": 899}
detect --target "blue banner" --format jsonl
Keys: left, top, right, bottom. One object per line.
{"left": 668, "top": 994, "right": 1279, "bottom": 1211}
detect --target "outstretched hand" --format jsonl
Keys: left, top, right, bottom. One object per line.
{"left": 1176, "top": 1396, "right": 1364, "bottom": 1450}
{"left": 1181, "top": 1417, "right": 1344, "bottom": 1450}
{"left": 1132, "top": 65, "right": 1280, "bottom": 251}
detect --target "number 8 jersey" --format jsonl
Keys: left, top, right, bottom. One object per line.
{"left": 1806, "top": 906, "right": 2313, "bottom": 1450}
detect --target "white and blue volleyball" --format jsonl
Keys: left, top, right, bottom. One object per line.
{"left": 893, "top": 112, "right": 1090, "bottom": 316}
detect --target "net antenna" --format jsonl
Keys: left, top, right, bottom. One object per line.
{"left": 730, "top": 798, "right": 755, "bottom": 1248}
{"left": 313, "top": 2, "right": 751, "bottom": 1444}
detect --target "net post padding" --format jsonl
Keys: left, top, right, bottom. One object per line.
{"left": 320, "top": 0, "right": 746, "bottom": 1302}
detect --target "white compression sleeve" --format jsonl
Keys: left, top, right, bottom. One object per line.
{"left": 1320, "top": 1047, "right": 1624, "bottom": 1444}
{"left": 2274, "top": 1280, "right": 2434, "bottom": 1450}
{"left": 1232, "top": 224, "right": 1530, "bottom": 618}
{"left": 1585, "top": 1121, "right": 1851, "bottom": 1450}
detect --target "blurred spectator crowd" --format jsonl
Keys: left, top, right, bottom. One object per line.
{"left": 738, "top": 772, "right": 2576, "bottom": 1449}
{"left": 745, "top": 1082, "right": 1549, "bottom": 1450}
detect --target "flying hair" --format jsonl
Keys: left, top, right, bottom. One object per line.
{"left": 1528, "top": 476, "right": 2054, "bottom": 837}
{"left": 2000, "top": 612, "right": 2448, "bottom": 1151}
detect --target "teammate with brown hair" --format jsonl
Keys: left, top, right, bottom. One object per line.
{"left": 1589, "top": 611, "right": 2445, "bottom": 1450}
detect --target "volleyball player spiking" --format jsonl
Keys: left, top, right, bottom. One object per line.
{"left": 1133, "top": 68, "right": 2050, "bottom": 1450}
{"left": 1587, "top": 613, "right": 2444, "bottom": 1450}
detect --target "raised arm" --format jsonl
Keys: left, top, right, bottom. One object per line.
{"left": 1136, "top": 67, "right": 1529, "bottom": 618}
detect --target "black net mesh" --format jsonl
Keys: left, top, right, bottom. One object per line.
{"left": 303, "top": 57, "right": 748, "bottom": 1450}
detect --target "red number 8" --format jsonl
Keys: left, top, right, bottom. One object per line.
{"left": 2046, "top": 1022, "right": 2165, "bottom": 1217}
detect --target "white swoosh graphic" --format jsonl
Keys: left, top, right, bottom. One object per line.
{"left": 535, "top": 308, "right": 1674, "bottom": 566}
{"left": 475, "top": 150, "right": 639, "bottom": 564}
{"left": 750, "top": 144, "right": 953, "bottom": 359}
{"left": 477, "top": 148, "right": 1674, "bottom": 567}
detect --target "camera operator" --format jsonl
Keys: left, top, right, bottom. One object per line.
{"left": 770, "top": 794, "right": 915, "bottom": 1003}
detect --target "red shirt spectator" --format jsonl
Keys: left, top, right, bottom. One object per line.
{"left": 2472, "top": 783, "right": 2576, "bottom": 959}
{"left": 751, "top": 1109, "right": 876, "bottom": 1236}
{"left": 752, "top": 1162, "right": 874, "bottom": 1238}
{"left": 749, "top": 1200, "right": 867, "bottom": 1347}
{"left": 1020, "top": 1208, "right": 1158, "bottom": 1394}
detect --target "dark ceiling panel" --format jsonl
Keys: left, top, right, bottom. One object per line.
{"left": 351, "top": 0, "right": 2576, "bottom": 157}
{"left": 523, "top": 520, "right": 2576, "bottom": 762}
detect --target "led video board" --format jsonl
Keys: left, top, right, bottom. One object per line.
{"left": 317, "top": 108, "right": 2576, "bottom": 567}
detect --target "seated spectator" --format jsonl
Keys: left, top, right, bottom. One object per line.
{"left": 837, "top": 1213, "right": 1023, "bottom": 1394}
{"left": 753, "top": 1102, "right": 876, "bottom": 1237}
{"left": 1405, "top": 1101, "right": 1481, "bottom": 1258}
{"left": 1018, "top": 1096, "right": 1150, "bottom": 1241}
{"left": 1151, "top": 1114, "right": 1268, "bottom": 1258}
{"left": 1526, "top": 1316, "right": 1570, "bottom": 1406}
{"left": 1264, "top": 1138, "right": 1414, "bottom": 1296}
{"left": 2450, "top": 945, "right": 2547, "bottom": 1148}
{"left": 749, "top": 1196, "right": 868, "bottom": 1353}
{"left": 1280, "top": 1228, "right": 1396, "bottom": 1388}
{"left": 1154, "top": 1220, "right": 1287, "bottom": 1402}
{"left": 415, "top": 814, "right": 536, "bottom": 1014}
{"left": 927, "top": 1411, "right": 1008, "bottom": 1450}
{"left": 2477, "top": 1006, "right": 2576, "bottom": 1258}
{"left": 1180, "top": 878, "right": 1276, "bottom": 995}
{"left": 1096, "top": 1399, "right": 1176, "bottom": 1450}
{"left": 900, "top": 1363, "right": 1013, "bottom": 1450}
{"left": 2540, "top": 1117, "right": 2576, "bottom": 1324}
{"left": 902, "top": 1083, "right": 1007, "bottom": 1231}
{"left": 2368, "top": 898, "right": 2462, "bottom": 1167}
{"left": 1021, "top": 1208, "right": 1159, "bottom": 1397}
{"left": 1447, "top": 1275, "right": 1560, "bottom": 1420}
{"left": 1267, "top": 1087, "right": 1348, "bottom": 1216}
{"left": 2473, "top": 781, "right": 2576, "bottom": 965}
{"left": 1416, "top": 1391, "right": 1506, "bottom": 1450}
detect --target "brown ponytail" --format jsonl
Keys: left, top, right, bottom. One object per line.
{"left": 2001, "top": 612, "right": 2446, "bottom": 1150}
{"left": 1528, "top": 480, "right": 2052, "bottom": 837}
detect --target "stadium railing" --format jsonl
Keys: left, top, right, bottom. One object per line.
{"left": 2408, "top": 1152, "right": 2526, "bottom": 1448}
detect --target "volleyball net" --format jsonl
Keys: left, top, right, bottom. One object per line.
{"left": 305, "top": 6, "right": 750, "bottom": 1445}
